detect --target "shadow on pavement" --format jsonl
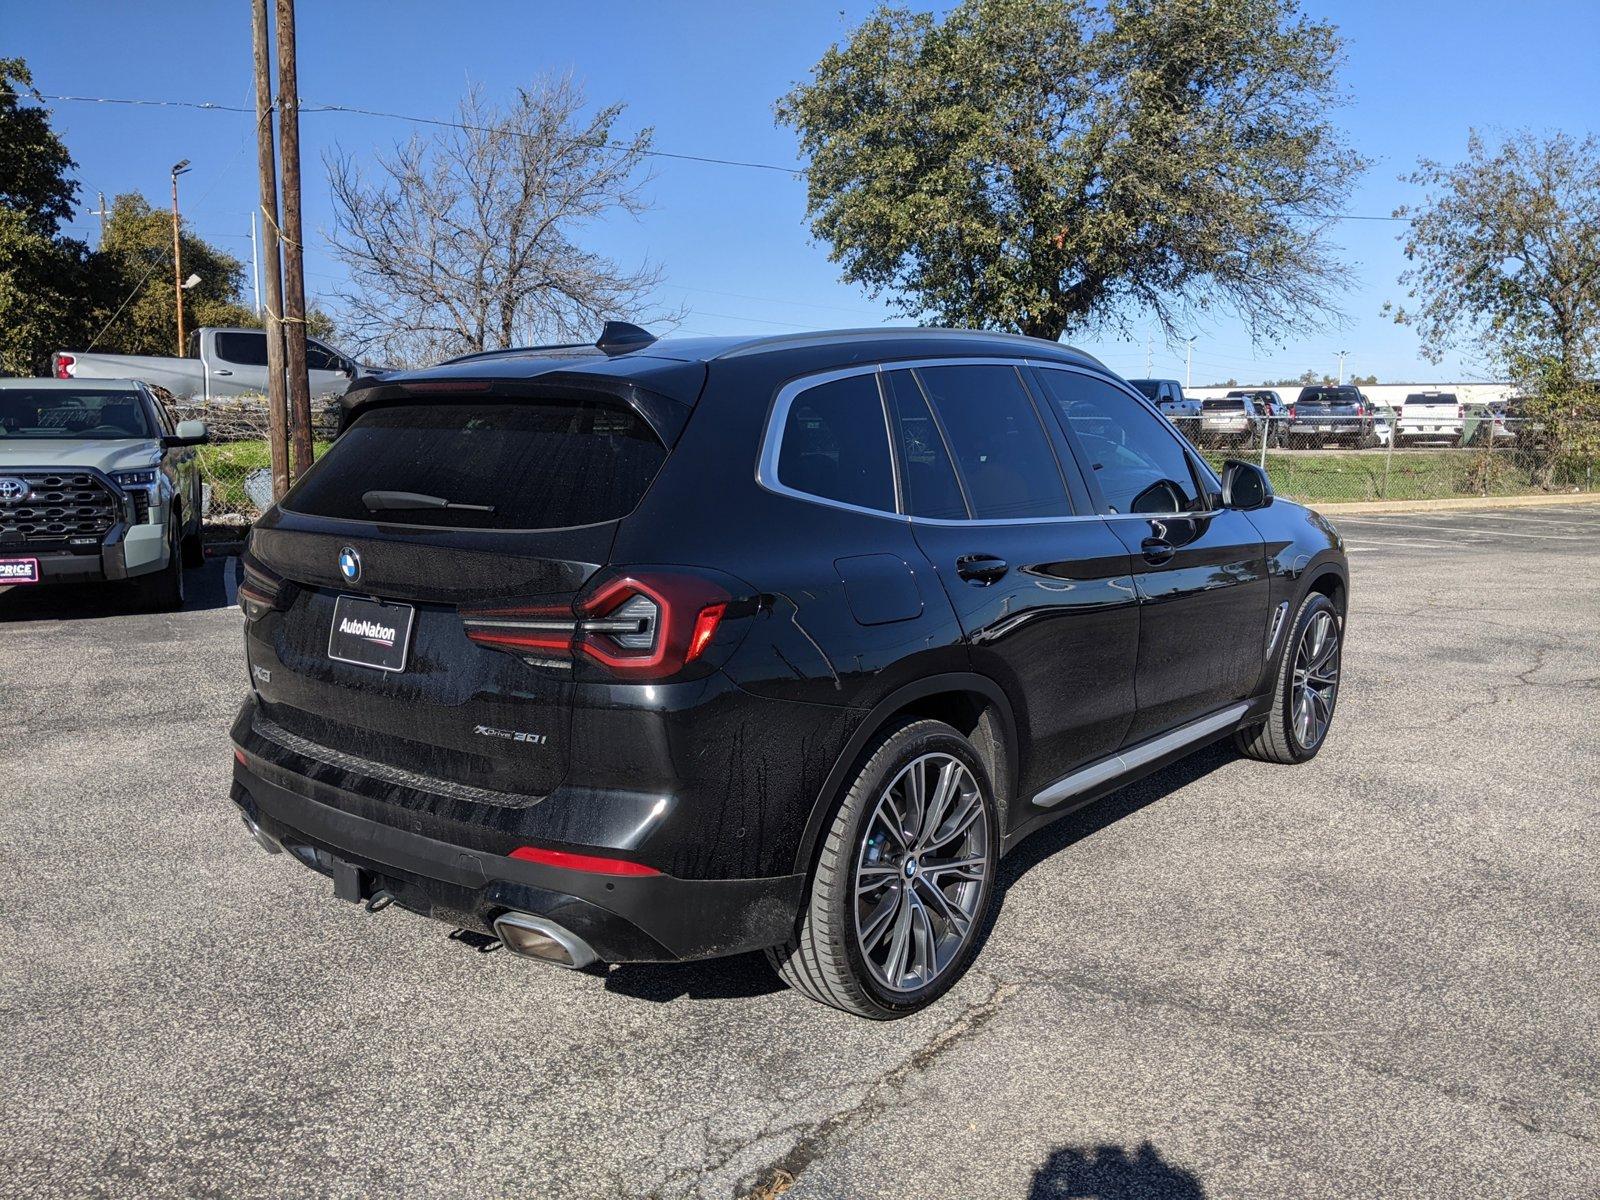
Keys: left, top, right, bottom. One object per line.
{"left": 0, "top": 554, "right": 236, "bottom": 621}
{"left": 1029, "top": 1141, "right": 1206, "bottom": 1198}
{"left": 603, "top": 950, "right": 786, "bottom": 1003}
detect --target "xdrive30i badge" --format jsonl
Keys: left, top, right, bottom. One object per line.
{"left": 473, "top": 724, "right": 548, "bottom": 746}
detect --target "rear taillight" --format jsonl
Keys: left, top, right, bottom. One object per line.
{"left": 238, "top": 553, "right": 292, "bottom": 622}
{"left": 1287, "top": 405, "right": 1296, "bottom": 418}
{"left": 461, "top": 569, "right": 748, "bottom": 680}
{"left": 1354, "top": 403, "right": 1365, "bottom": 416}
{"left": 1457, "top": 404, "right": 1465, "bottom": 419}
{"left": 54, "top": 353, "right": 75, "bottom": 379}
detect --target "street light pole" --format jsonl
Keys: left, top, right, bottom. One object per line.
{"left": 1336, "top": 349, "right": 1349, "bottom": 386}
{"left": 170, "top": 159, "right": 191, "bottom": 356}
{"left": 1185, "top": 336, "right": 1197, "bottom": 389}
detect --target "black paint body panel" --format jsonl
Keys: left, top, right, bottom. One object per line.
{"left": 233, "top": 329, "right": 1347, "bottom": 963}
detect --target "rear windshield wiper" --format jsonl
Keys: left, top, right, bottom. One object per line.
{"left": 361, "top": 489, "right": 495, "bottom": 514}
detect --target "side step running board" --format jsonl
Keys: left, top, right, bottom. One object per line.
{"left": 1030, "top": 702, "right": 1251, "bottom": 809}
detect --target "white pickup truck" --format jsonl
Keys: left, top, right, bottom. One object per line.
{"left": 53, "top": 327, "right": 380, "bottom": 403}
{"left": 1396, "top": 391, "right": 1464, "bottom": 446}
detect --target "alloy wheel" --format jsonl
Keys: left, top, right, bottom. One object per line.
{"left": 1291, "top": 610, "right": 1340, "bottom": 749}
{"left": 854, "top": 752, "right": 991, "bottom": 994}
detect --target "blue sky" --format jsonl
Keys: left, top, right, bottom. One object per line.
{"left": 11, "top": 0, "right": 1598, "bottom": 384}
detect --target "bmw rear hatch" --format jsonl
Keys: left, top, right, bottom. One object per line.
{"left": 239, "top": 362, "right": 701, "bottom": 802}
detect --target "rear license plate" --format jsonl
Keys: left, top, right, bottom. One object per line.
{"left": 0, "top": 558, "right": 39, "bottom": 585}
{"left": 328, "top": 594, "right": 415, "bottom": 672}
{"left": 1318, "top": 424, "right": 1334, "bottom": 432}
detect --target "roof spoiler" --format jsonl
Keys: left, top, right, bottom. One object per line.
{"left": 596, "top": 321, "right": 656, "bottom": 356}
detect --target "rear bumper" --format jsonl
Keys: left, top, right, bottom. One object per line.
{"left": 229, "top": 753, "right": 805, "bottom": 964}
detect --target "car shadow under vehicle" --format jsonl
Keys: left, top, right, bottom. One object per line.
{"left": 0, "top": 554, "right": 236, "bottom": 621}
{"left": 582, "top": 740, "right": 1240, "bottom": 1007}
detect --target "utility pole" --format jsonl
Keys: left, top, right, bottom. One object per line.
{"left": 1144, "top": 334, "right": 1153, "bottom": 376}
{"left": 1184, "top": 336, "right": 1197, "bottom": 389}
{"left": 91, "top": 191, "right": 110, "bottom": 248}
{"left": 249, "top": 211, "right": 262, "bottom": 317}
{"left": 1336, "top": 349, "right": 1349, "bottom": 386}
{"left": 251, "top": 0, "right": 291, "bottom": 501}
{"left": 276, "top": 0, "right": 314, "bottom": 479}
{"left": 170, "top": 160, "right": 191, "bottom": 356}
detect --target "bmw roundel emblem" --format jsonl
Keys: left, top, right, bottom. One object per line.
{"left": 338, "top": 546, "right": 362, "bottom": 584}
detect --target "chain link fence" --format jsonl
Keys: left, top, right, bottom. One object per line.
{"left": 176, "top": 396, "right": 339, "bottom": 540}
{"left": 1177, "top": 412, "right": 1597, "bottom": 505}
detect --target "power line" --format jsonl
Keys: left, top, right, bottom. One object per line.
{"left": 35, "top": 90, "right": 1414, "bottom": 222}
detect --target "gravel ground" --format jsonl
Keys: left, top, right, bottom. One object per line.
{"left": 2, "top": 503, "right": 1596, "bottom": 1199}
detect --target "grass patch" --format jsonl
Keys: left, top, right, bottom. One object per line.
{"left": 1197, "top": 448, "right": 1567, "bottom": 504}
{"left": 197, "top": 439, "right": 330, "bottom": 515}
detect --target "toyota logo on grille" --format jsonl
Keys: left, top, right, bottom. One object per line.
{"left": 338, "top": 546, "right": 362, "bottom": 584}
{"left": 0, "top": 477, "right": 29, "bottom": 504}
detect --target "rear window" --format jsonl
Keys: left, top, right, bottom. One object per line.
{"left": 1128, "top": 380, "right": 1160, "bottom": 401}
{"left": 1202, "top": 398, "right": 1245, "bottom": 411}
{"left": 283, "top": 401, "right": 666, "bottom": 529}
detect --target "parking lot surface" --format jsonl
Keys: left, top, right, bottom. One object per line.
{"left": 3, "top": 503, "right": 1597, "bottom": 1199}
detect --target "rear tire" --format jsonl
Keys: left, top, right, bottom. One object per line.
{"left": 767, "top": 719, "right": 999, "bottom": 1019}
{"left": 135, "top": 518, "right": 186, "bottom": 612}
{"left": 1234, "top": 592, "right": 1342, "bottom": 765}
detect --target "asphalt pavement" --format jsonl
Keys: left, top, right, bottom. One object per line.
{"left": 2, "top": 503, "right": 1597, "bottom": 1199}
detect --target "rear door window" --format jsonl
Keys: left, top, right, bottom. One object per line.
{"left": 284, "top": 401, "right": 667, "bottom": 529}
{"left": 1034, "top": 371, "right": 1205, "bottom": 515}
{"left": 213, "top": 331, "right": 269, "bottom": 367}
{"left": 914, "top": 364, "right": 1072, "bottom": 519}
{"left": 776, "top": 373, "right": 895, "bottom": 512}
{"left": 882, "top": 370, "right": 967, "bottom": 520}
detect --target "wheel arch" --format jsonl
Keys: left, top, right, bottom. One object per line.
{"left": 789, "top": 673, "right": 1019, "bottom": 876}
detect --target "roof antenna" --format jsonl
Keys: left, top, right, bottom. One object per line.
{"left": 596, "top": 321, "right": 656, "bottom": 356}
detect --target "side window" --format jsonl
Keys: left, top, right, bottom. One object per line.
{"left": 305, "top": 340, "right": 342, "bottom": 372}
{"left": 1034, "top": 370, "right": 1205, "bottom": 515}
{"left": 914, "top": 364, "right": 1072, "bottom": 519}
{"left": 882, "top": 370, "right": 967, "bottom": 520}
{"left": 776, "top": 373, "right": 895, "bottom": 512}
{"left": 213, "top": 331, "right": 269, "bottom": 367}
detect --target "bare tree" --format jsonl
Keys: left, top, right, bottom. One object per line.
{"left": 326, "top": 75, "right": 676, "bottom": 366}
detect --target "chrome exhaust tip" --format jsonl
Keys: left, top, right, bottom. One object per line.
{"left": 240, "top": 812, "right": 283, "bottom": 855}
{"left": 492, "top": 912, "right": 598, "bottom": 970}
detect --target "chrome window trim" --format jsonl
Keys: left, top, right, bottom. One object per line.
{"left": 758, "top": 355, "right": 1115, "bottom": 525}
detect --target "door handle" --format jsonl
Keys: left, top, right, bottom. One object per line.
{"left": 955, "top": 554, "right": 1008, "bottom": 584}
{"left": 1140, "top": 537, "right": 1175, "bottom": 565}
{"left": 213, "top": 368, "right": 233, "bottom": 376}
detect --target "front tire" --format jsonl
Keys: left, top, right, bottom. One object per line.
{"left": 767, "top": 719, "right": 999, "bottom": 1019}
{"left": 1235, "top": 592, "right": 1342, "bottom": 764}
{"left": 135, "top": 518, "right": 186, "bottom": 612}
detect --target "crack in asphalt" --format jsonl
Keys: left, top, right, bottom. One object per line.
{"left": 1035, "top": 969, "right": 1600, "bottom": 1148}
{"left": 639, "top": 974, "right": 1026, "bottom": 1200}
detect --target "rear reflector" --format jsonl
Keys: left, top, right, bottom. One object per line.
{"left": 509, "top": 845, "right": 662, "bottom": 877}
{"left": 233, "top": 748, "right": 248, "bottom": 766}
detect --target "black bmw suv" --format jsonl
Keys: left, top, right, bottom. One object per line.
{"left": 230, "top": 324, "right": 1347, "bottom": 1018}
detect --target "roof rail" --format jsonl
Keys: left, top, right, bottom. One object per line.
{"left": 597, "top": 321, "right": 656, "bottom": 356}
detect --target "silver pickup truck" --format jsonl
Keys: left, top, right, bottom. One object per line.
{"left": 53, "top": 327, "right": 378, "bottom": 403}
{"left": 0, "top": 378, "right": 207, "bottom": 609}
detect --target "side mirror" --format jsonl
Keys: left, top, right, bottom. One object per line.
{"left": 165, "top": 419, "right": 209, "bottom": 447}
{"left": 1221, "top": 459, "right": 1273, "bottom": 510}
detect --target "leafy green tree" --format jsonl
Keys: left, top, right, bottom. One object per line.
{"left": 0, "top": 58, "right": 98, "bottom": 374}
{"left": 777, "top": 0, "right": 1364, "bottom": 343}
{"left": 1388, "top": 130, "right": 1600, "bottom": 479}
{"left": 91, "top": 193, "right": 261, "bottom": 357}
